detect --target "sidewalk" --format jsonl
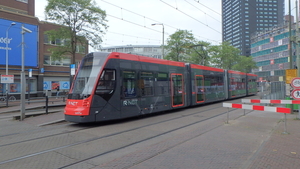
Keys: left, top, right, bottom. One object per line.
{"left": 94, "top": 110, "right": 300, "bottom": 169}
{"left": 247, "top": 114, "right": 300, "bottom": 169}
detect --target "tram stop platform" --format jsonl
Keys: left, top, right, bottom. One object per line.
{"left": 0, "top": 98, "right": 300, "bottom": 169}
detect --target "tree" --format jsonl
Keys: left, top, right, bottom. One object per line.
{"left": 232, "top": 55, "right": 258, "bottom": 73}
{"left": 209, "top": 41, "right": 240, "bottom": 70}
{"left": 164, "top": 30, "right": 196, "bottom": 62}
{"left": 45, "top": 0, "right": 108, "bottom": 64}
{"left": 187, "top": 41, "right": 211, "bottom": 66}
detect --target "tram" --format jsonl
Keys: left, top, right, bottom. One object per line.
{"left": 64, "top": 52, "right": 257, "bottom": 123}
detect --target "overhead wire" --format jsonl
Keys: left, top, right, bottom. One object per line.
{"left": 100, "top": 0, "right": 220, "bottom": 45}
{"left": 184, "top": 0, "right": 221, "bottom": 23}
{"left": 160, "top": 0, "right": 221, "bottom": 34}
{"left": 193, "top": 0, "right": 221, "bottom": 16}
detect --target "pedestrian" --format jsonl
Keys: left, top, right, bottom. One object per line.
{"left": 56, "top": 85, "right": 60, "bottom": 99}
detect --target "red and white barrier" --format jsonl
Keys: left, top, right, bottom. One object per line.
{"left": 241, "top": 99, "right": 300, "bottom": 104}
{"left": 222, "top": 103, "right": 291, "bottom": 114}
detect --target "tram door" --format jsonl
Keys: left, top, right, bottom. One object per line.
{"left": 195, "top": 75, "right": 204, "bottom": 103}
{"left": 171, "top": 73, "right": 184, "bottom": 107}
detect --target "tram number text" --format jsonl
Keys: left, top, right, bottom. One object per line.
{"left": 123, "top": 99, "right": 138, "bottom": 106}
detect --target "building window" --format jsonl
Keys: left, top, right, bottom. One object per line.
{"left": 16, "top": 0, "right": 28, "bottom": 3}
{"left": 44, "top": 55, "right": 71, "bottom": 66}
{"left": 76, "top": 46, "right": 86, "bottom": 54}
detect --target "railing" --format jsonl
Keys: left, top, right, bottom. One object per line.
{"left": 0, "top": 91, "right": 68, "bottom": 108}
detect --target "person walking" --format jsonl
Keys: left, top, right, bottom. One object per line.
{"left": 56, "top": 85, "right": 60, "bottom": 99}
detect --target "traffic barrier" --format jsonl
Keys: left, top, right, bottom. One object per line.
{"left": 222, "top": 102, "right": 290, "bottom": 134}
{"left": 223, "top": 103, "right": 291, "bottom": 114}
{"left": 241, "top": 99, "right": 300, "bottom": 104}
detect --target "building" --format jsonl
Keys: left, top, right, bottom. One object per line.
{"left": 0, "top": 0, "right": 87, "bottom": 97}
{"left": 250, "top": 16, "right": 295, "bottom": 81}
{"left": 101, "top": 45, "right": 163, "bottom": 59}
{"left": 222, "top": 0, "right": 284, "bottom": 56}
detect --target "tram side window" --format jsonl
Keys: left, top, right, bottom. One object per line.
{"left": 96, "top": 69, "right": 116, "bottom": 95}
{"left": 139, "top": 72, "right": 154, "bottom": 96}
{"left": 156, "top": 72, "right": 169, "bottom": 95}
{"left": 122, "top": 70, "right": 137, "bottom": 97}
{"left": 230, "top": 78, "right": 236, "bottom": 91}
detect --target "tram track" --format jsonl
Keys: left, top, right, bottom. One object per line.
{"left": 0, "top": 96, "right": 258, "bottom": 167}
{"left": 0, "top": 102, "right": 223, "bottom": 147}
{"left": 0, "top": 101, "right": 239, "bottom": 166}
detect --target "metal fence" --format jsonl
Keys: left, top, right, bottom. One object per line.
{"left": 259, "top": 81, "right": 286, "bottom": 100}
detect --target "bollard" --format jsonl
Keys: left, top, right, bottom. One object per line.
{"left": 45, "top": 96, "right": 48, "bottom": 114}
{"left": 6, "top": 93, "right": 8, "bottom": 107}
{"left": 298, "top": 106, "right": 300, "bottom": 119}
{"left": 282, "top": 113, "right": 288, "bottom": 134}
{"left": 226, "top": 108, "right": 229, "bottom": 124}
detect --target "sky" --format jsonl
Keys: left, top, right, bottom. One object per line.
{"left": 35, "top": 0, "right": 295, "bottom": 52}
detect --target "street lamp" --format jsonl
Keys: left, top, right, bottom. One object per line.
{"left": 5, "top": 22, "right": 16, "bottom": 107}
{"left": 20, "top": 24, "right": 32, "bottom": 120}
{"left": 151, "top": 23, "right": 164, "bottom": 59}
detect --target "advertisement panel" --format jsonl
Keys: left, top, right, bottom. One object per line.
{"left": 0, "top": 19, "right": 38, "bottom": 67}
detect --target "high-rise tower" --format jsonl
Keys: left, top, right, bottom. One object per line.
{"left": 222, "top": 0, "right": 284, "bottom": 56}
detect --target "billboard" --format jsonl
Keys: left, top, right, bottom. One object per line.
{"left": 0, "top": 18, "right": 38, "bottom": 67}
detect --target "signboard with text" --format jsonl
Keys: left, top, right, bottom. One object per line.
{"left": 0, "top": 75, "right": 14, "bottom": 83}
{"left": 0, "top": 19, "right": 38, "bottom": 67}
{"left": 285, "top": 69, "right": 297, "bottom": 84}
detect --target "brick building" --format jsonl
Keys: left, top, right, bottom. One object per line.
{"left": 0, "top": 0, "right": 87, "bottom": 97}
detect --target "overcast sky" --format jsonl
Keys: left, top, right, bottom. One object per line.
{"left": 35, "top": 0, "right": 295, "bottom": 51}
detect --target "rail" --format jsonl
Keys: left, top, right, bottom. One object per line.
{"left": 0, "top": 91, "right": 68, "bottom": 108}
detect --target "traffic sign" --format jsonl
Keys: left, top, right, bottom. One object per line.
{"left": 291, "top": 77, "right": 300, "bottom": 88}
{"left": 291, "top": 89, "right": 300, "bottom": 100}
{"left": 70, "top": 64, "right": 75, "bottom": 75}
{"left": 286, "top": 69, "right": 297, "bottom": 84}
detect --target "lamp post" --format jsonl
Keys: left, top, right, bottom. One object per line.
{"left": 20, "top": 24, "right": 32, "bottom": 120}
{"left": 151, "top": 23, "right": 164, "bottom": 59}
{"left": 5, "top": 22, "right": 16, "bottom": 107}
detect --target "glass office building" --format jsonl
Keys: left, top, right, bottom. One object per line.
{"left": 222, "top": 0, "right": 284, "bottom": 56}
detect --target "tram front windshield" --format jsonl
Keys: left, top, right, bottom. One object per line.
{"left": 69, "top": 54, "right": 106, "bottom": 99}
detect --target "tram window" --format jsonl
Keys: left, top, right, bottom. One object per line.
{"left": 139, "top": 72, "right": 154, "bottom": 96}
{"left": 95, "top": 69, "right": 116, "bottom": 95}
{"left": 122, "top": 70, "right": 137, "bottom": 97}
{"left": 156, "top": 72, "right": 169, "bottom": 95}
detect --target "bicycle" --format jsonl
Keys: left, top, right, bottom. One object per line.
{"left": 0, "top": 95, "right": 16, "bottom": 102}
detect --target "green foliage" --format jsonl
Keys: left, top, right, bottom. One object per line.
{"left": 164, "top": 32, "right": 257, "bottom": 72}
{"left": 164, "top": 30, "right": 196, "bottom": 62}
{"left": 186, "top": 41, "right": 211, "bottom": 66}
{"left": 232, "top": 56, "right": 258, "bottom": 73}
{"left": 209, "top": 41, "right": 240, "bottom": 70}
{"left": 45, "top": 0, "right": 108, "bottom": 63}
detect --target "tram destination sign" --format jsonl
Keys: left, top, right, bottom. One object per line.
{"left": 291, "top": 77, "right": 300, "bottom": 88}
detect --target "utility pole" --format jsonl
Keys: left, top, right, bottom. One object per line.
{"left": 289, "top": 0, "right": 293, "bottom": 69}
{"left": 296, "top": 0, "right": 300, "bottom": 77}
